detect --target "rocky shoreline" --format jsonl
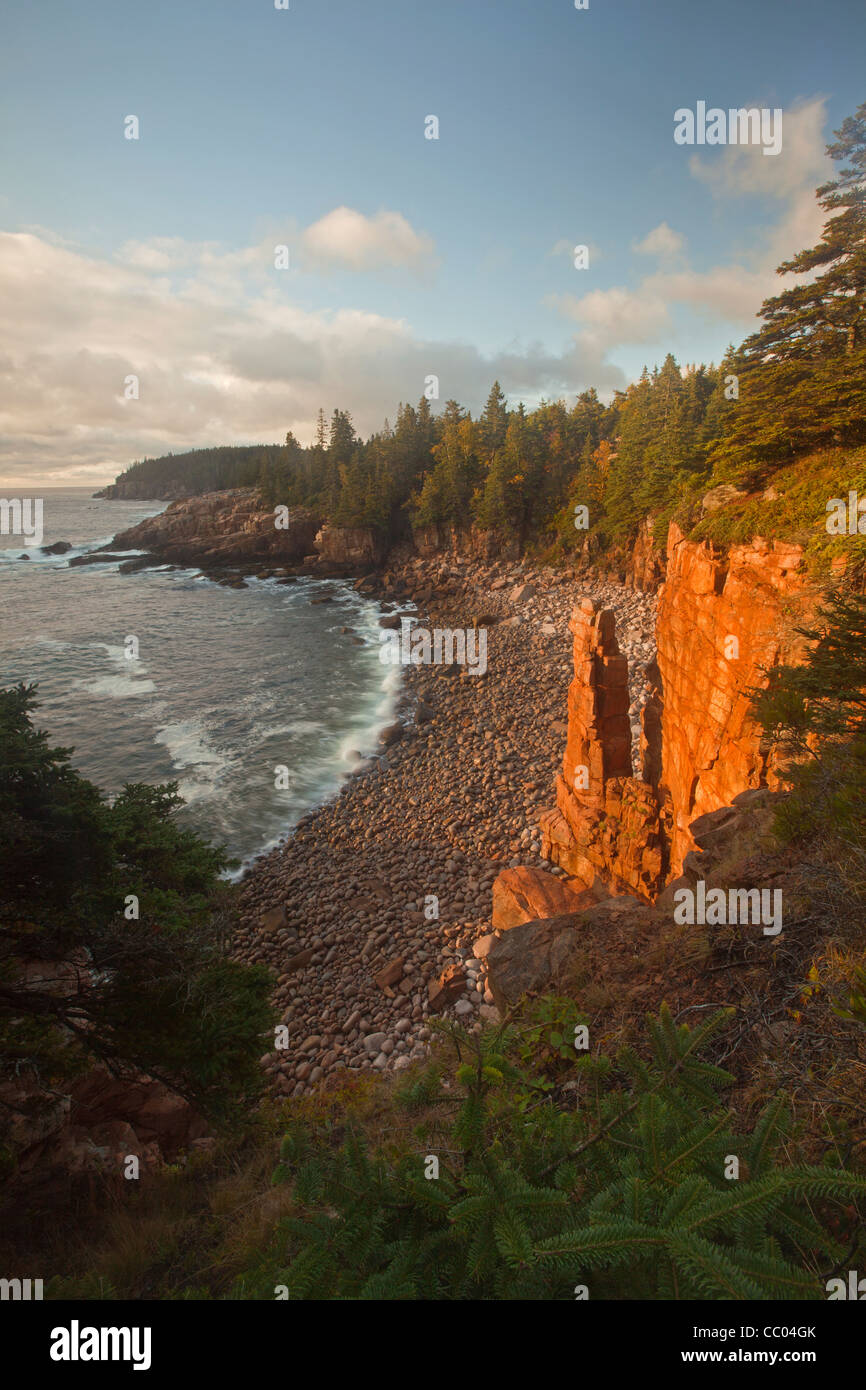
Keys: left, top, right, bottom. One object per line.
{"left": 231, "top": 556, "right": 656, "bottom": 1097}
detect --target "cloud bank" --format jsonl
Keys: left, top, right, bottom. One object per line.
{"left": 0, "top": 102, "right": 835, "bottom": 486}
{"left": 0, "top": 217, "right": 625, "bottom": 484}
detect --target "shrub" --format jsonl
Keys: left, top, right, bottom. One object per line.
{"left": 267, "top": 1005, "right": 865, "bottom": 1300}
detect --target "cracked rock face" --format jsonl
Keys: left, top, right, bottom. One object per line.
{"left": 111, "top": 490, "right": 322, "bottom": 567}
{"left": 540, "top": 521, "right": 814, "bottom": 898}
{"left": 491, "top": 865, "right": 596, "bottom": 931}
{"left": 655, "top": 523, "right": 810, "bottom": 875}
{"left": 541, "top": 599, "right": 667, "bottom": 902}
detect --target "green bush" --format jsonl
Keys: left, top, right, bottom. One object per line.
{"left": 751, "top": 589, "right": 866, "bottom": 887}
{"left": 0, "top": 684, "right": 274, "bottom": 1142}
{"left": 266, "top": 1004, "right": 865, "bottom": 1300}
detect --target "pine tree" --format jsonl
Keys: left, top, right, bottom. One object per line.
{"left": 416, "top": 393, "right": 435, "bottom": 456}
{"left": 475, "top": 407, "right": 532, "bottom": 536}
{"left": 257, "top": 453, "right": 275, "bottom": 506}
{"left": 413, "top": 400, "right": 479, "bottom": 526}
{"left": 0, "top": 686, "right": 273, "bottom": 1146}
{"left": 479, "top": 380, "right": 509, "bottom": 457}
{"left": 604, "top": 369, "right": 655, "bottom": 534}
{"left": 711, "top": 101, "right": 866, "bottom": 483}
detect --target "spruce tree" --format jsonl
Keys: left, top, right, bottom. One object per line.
{"left": 0, "top": 686, "right": 273, "bottom": 1141}
{"left": 711, "top": 101, "right": 866, "bottom": 483}
{"left": 479, "top": 380, "right": 509, "bottom": 457}
{"left": 268, "top": 1003, "right": 866, "bottom": 1300}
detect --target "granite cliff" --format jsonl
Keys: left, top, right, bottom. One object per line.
{"left": 109, "top": 490, "right": 322, "bottom": 569}
{"left": 538, "top": 521, "right": 813, "bottom": 905}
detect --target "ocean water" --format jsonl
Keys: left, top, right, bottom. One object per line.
{"left": 0, "top": 487, "right": 400, "bottom": 873}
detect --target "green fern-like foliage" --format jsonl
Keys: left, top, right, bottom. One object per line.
{"left": 267, "top": 1004, "right": 865, "bottom": 1300}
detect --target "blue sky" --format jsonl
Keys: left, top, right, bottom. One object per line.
{"left": 1, "top": 0, "right": 864, "bottom": 483}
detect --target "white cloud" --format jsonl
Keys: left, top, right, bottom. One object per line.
{"left": 552, "top": 97, "right": 833, "bottom": 359}
{"left": 688, "top": 97, "right": 830, "bottom": 202}
{"left": 552, "top": 286, "right": 671, "bottom": 351}
{"left": 119, "top": 207, "right": 437, "bottom": 283}
{"left": 0, "top": 228, "right": 624, "bottom": 485}
{"left": 687, "top": 97, "right": 832, "bottom": 270}
{"left": 645, "top": 265, "right": 772, "bottom": 323}
{"left": 119, "top": 237, "right": 221, "bottom": 271}
{"left": 298, "top": 206, "right": 434, "bottom": 272}
{"left": 633, "top": 222, "right": 685, "bottom": 257}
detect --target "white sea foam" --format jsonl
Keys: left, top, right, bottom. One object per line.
{"left": 93, "top": 641, "right": 146, "bottom": 670}
{"left": 0, "top": 537, "right": 153, "bottom": 566}
{"left": 10, "top": 539, "right": 404, "bottom": 874}
{"left": 154, "top": 719, "right": 228, "bottom": 805}
{"left": 0, "top": 544, "right": 82, "bottom": 565}
{"left": 155, "top": 719, "right": 224, "bottom": 770}
{"left": 33, "top": 637, "right": 74, "bottom": 651}
{"left": 263, "top": 719, "right": 328, "bottom": 737}
{"left": 83, "top": 674, "right": 156, "bottom": 698}
{"left": 75, "top": 641, "right": 155, "bottom": 698}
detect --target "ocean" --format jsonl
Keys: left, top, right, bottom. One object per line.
{"left": 0, "top": 487, "right": 399, "bottom": 874}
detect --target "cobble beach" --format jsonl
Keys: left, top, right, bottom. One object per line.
{"left": 234, "top": 560, "right": 657, "bottom": 1096}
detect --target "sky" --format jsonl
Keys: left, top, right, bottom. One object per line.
{"left": 0, "top": 0, "right": 864, "bottom": 486}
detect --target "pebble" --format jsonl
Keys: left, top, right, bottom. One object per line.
{"left": 231, "top": 556, "right": 656, "bottom": 1096}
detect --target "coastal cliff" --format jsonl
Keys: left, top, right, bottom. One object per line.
{"left": 0, "top": 511, "right": 845, "bottom": 1200}
{"left": 541, "top": 520, "right": 814, "bottom": 897}
{"left": 108, "top": 489, "right": 394, "bottom": 575}
{"left": 104, "top": 479, "right": 820, "bottom": 917}
{"left": 540, "top": 598, "right": 667, "bottom": 901}
{"left": 655, "top": 522, "right": 810, "bottom": 876}
{"left": 110, "top": 489, "right": 322, "bottom": 568}
{"left": 110, "top": 485, "right": 816, "bottom": 905}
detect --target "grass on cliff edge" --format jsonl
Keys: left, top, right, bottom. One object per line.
{"left": 683, "top": 446, "right": 866, "bottom": 571}
{"left": 535, "top": 446, "right": 866, "bottom": 578}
